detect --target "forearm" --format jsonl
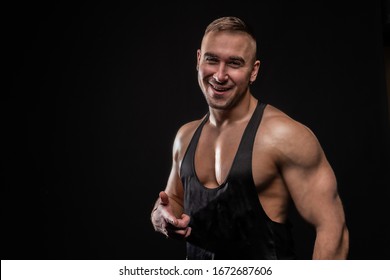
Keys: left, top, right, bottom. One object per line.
{"left": 312, "top": 224, "right": 349, "bottom": 259}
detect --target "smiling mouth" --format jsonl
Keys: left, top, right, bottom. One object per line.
{"left": 210, "top": 83, "right": 231, "bottom": 93}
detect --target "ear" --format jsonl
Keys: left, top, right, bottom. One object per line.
{"left": 250, "top": 60, "right": 261, "bottom": 83}
{"left": 196, "top": 49, "right": 201, "bottom": 70}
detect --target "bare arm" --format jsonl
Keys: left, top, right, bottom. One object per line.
{"left": 150, "top": 122, "right": 198, "bottom": 239}
{"left": 277, "top": 121, "right": 349, "bottom": 259}
{"left": 150, "top": 163, "right": 190, "bottom": 239}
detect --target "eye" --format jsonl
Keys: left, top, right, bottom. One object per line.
{"left": 228, "top": 60, "right": 243, "bottom": 68}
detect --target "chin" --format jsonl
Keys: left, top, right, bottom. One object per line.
{"left": 207, "top": 100, "right": 232, "bottom": 110}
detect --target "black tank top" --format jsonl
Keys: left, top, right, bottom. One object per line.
{"left": 180, "top": 101, "right": 296, "bottom": 260}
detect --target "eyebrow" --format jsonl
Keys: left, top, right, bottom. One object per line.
{"left": 203, "top": 52, "right": 218, "bottom": 58}
{"left": 204, "top": 52, "right": 245, "bottom": 64}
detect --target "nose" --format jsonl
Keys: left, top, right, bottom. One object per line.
{"left": 213, "top": 65, "right": 228, "bottom": 83}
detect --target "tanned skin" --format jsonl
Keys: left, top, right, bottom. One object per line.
{"left": 151, "top": 25, "right": 349, "bottom": 259}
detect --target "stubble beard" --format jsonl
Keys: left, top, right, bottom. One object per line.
{"left": 203, "top": 86, "right": 248, "bottom": 111}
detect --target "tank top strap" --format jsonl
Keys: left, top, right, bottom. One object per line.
{"left": 229, "top": 101, "right": 267, "bottom": 177}
{"left": 180, "top": 112, "right": 210, "bottom": 177}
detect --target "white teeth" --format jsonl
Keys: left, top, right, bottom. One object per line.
{"left": 209, "top": 81, "right": 230, "bottom": 92}
{"left": 213, "top": 85, "right": 228, "bottom": 91}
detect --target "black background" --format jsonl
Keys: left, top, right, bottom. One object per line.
{"left": 4, "top": 1, "right": 390, "bottom": 259}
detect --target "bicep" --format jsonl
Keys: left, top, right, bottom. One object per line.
{"left": 279, "top": 127, "right": 344, "bottom": 228}
{"left": 162, "top": 120, "right": 199, "bottom": 217}
{"left": 284, "top": 158, "right": 342, "bottom": 228}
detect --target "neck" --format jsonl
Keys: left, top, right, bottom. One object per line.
{"left": 209, "top": 95, "right": 258, "bottom": 127}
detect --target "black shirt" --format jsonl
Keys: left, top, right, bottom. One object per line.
{"left": 180, "top": 101, "right": 296, "bottom": 260}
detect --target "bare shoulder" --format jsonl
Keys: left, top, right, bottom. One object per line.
{"left": 260, "top": 105, "right": 324, "bottom": 166}
{"left": 172, "top": 116, "right": 206, "bottom": 161}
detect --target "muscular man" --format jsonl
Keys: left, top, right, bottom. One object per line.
{"left": 151, "top": 16, "right": 349, "bottom": 259}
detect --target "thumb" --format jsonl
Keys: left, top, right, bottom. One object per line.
{"left": 175, "top": 213, "right": 191, "bottom": 228}
{"left": 159, "top": 191, "right": 169, "bottom": 206}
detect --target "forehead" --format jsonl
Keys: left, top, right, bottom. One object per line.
{"left": 200, "top": 31, "right": 256, "bottom": 59}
